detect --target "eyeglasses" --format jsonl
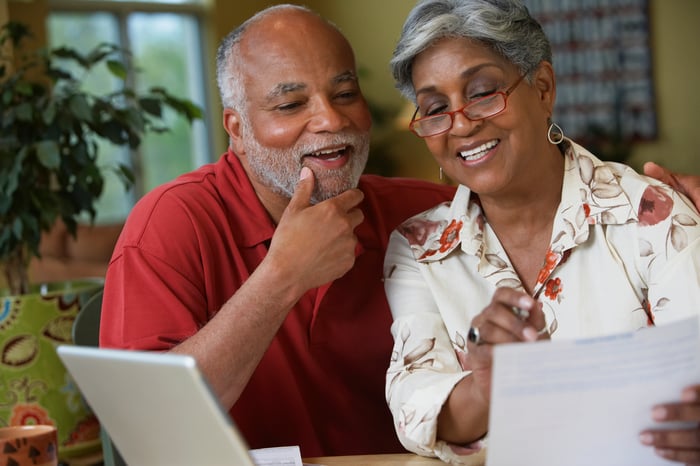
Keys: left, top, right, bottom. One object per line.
{"left": 409, "top": 73, "right": 527, "bottom": 138}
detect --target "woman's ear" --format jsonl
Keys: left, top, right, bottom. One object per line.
{"left": 533, "top": 61, "right": 556, "bottom": 117}
{"left": 223, "top": 108, "right": 246, "bottom": 155}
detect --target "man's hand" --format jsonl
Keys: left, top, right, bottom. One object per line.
{"left": 644, "top": 162, "right": 700, "bottom": 209}
{"left": 267, "top": 166, "right": 364, "bottom": 293}
{"left": 640, "top": 384, "right": 700, "bottom": 465}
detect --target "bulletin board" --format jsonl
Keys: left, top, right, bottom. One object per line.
{"left": 526, "top": 0, "right": 657, "bottom": 157}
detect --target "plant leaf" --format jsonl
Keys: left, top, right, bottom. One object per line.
{"left": 36, "top": 140, "right": 60, "bottom": 169}
{"left": 106, "top": 59, "right": 127, "bottom": 80}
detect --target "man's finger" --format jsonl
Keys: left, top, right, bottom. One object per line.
{"left": 643, "top": 162, "right": 669, "bottom": 183}
{"left": 287, "top": 166, "right": 315, "bottom": 212}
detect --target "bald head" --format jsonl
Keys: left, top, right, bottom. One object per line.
{"left": 215, "top": 4, "right": 353, "bottom": 112}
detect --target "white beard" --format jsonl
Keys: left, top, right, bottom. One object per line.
{"left": 240, "top": 117, "right": 370, "bottom": 204}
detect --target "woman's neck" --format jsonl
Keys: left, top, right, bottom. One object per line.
{"left": 478, "top": 147, "right": 565, "bottom": 293}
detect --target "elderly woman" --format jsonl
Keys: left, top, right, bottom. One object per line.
{"left": 383, "top": 0, "right": 700, "bottom": 464}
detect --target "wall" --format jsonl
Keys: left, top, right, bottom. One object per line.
{"left": 7, "top": 0, "right": 699, "bottom": 180}
{"left": 629, "top": 0, "right": 700, "bottom": 174}
{"left": 211, "top": 0, "right": 699, "bottom": 181}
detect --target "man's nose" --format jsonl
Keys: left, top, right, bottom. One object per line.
{"left": 308, "top": 98, "right": 350, "bottom": 132}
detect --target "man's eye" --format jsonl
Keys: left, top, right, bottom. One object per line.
{"left": 276, "top": 102, "right": 302, "bottom": 112}
{"left": 336, "top": 90, "right": 359, "bottom": 101}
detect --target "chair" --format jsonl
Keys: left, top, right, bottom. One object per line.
{"left": 72, "top": 290, "right": 128, "bottom": 466}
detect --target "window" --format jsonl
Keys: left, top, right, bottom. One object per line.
{"left": 47, "top": 0, "right": 212, "bottom": 223}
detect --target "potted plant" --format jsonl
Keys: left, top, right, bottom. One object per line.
{"left": 0, "top": 21, "right": 202, "bottom": 460}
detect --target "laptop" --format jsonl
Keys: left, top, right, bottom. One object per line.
{"left": 56, "top": 345, "right": 259, "bottom": 466}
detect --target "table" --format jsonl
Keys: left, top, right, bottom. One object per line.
{"left": 304, "top": 453, "right": 445, "bottom": 465}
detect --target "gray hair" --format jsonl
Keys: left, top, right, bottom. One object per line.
{"left": 215, "top": 4, "right": 319, "bottom": 112}
{"left": 391, "top": 0, "right": 552, "bottom": 102}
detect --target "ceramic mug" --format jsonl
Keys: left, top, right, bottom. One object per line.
{"left": 0, "top": 425, "right": 58, "bottom": 466}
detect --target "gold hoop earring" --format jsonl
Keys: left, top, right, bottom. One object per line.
{"left": 439, "top": 167, "right": 444, "bottom": 181}
{"left": 548, "top": 121, "right": 564, "bottom": 145}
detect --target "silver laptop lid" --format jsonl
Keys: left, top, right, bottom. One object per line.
{"left": 57, "top": 345, "right": 255, "bottom": 466}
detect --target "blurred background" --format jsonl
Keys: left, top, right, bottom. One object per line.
{"left": 3, "top": 0, "right": 699, "bottom": 225}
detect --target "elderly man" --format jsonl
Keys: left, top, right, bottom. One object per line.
{"left": 100, "top": 3, "right": 700, "bottom": 459}
{"left": 100, "top": 4, "right": 454, "bottom": 457}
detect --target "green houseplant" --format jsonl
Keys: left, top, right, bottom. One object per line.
{"left": 0, "top": 22, "right": 201, "bottom": 294}
{"left": 0, "top": 21, "right": 202, "bottom": 459}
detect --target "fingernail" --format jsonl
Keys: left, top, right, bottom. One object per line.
{"left": 639, "top": 432, "right": 653, "bottom": 445}
{"left": 681, "top": 387, "right": 698, "bottom": 402}
{"left": 517, "top": 296, "right": 533, "bottom": 309}
{"left": 300, "top": 167, "right": 311, "bottom": 180}
{"left": 652, "top": 406, "right": 667, "bottom": 421}
{"left": 523, "top": 327, "right": 538, "bottom": 342}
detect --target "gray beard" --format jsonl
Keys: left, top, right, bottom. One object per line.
{"left": 240, "top": 119, "right": 370, "bottom": 204}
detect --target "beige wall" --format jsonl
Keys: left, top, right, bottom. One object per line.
{"left": 629, "top": 0, "right": 700, "bottom": 174}
{"left": 211, "top": 0, "right": 699, "bottom": 181}
{"left": 8, "top": 1, "right": 699, "bottom": 180}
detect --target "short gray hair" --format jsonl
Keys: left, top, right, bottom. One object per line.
{"left": 391, "top": 0, "right": 552, "bottom": 102}
{"left": 215, "top": 4, "right": 317, "bottom": 112}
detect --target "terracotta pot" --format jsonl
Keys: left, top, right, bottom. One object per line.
{"left": 0, "top": 279, "right": 103, "bottom": 462}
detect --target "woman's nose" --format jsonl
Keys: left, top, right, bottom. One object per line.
{"left": 450, "top": 109, "right": 480, "bottom": 136}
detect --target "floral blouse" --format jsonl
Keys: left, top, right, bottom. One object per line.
{"left": 383, "top": 140, "right": 700, "bottom": 465}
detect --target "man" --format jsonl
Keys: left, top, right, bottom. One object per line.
{"left": 100, "top": 3, "right": 700, "bottom": 459}
{"left": 100, "top": 5, "right": 454, "bottom": 457}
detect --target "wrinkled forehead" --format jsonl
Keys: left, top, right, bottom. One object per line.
{"left": 238, "top": 11, "right": 359, "bottom": 99}
{"left": 242, "top": 10, "right": 355, "bottom": 65}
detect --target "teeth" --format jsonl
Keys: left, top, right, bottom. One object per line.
{"left": 459, "top": 140, "right": 497, "bottom": 160}
{"left": 312, "top": 147, "right": 346, "bottom": 156}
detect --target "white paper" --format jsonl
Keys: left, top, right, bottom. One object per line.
{"left": 487, "top": 317, "right": 700, "bottom": 466}
{"left": 249, "top": 446, "right": 304, "bottom": 466}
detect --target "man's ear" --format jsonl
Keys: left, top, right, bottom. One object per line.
{"left": 533, "top": 61, "right": 556, "bottom": 117}
{"left": 223, "top": 108, "right": 245, "bottom": 154}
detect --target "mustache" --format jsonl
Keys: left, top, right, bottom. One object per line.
{"left": 294, "top": 132, "right": 368, "bottom": 159}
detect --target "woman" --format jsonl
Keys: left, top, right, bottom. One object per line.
{"left": 383, "top": 0, "right": 700, "bottom": 464}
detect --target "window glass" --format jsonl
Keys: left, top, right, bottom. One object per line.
{"left": 47, "top": 6, "right": 210, "bottom": 223}
{"left": 47, "top": 13, "right": 135, "bottom": 223}
{"left": 128, "top": 12, "right": 208, "bottom": 191}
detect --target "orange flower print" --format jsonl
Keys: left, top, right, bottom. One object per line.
{"left": 583, "top": 203, "right": 591, "bottom": 217}
{"left": 418, "top": 248, "right": 438, "bottom": 260}
{"left": 9, "top": 403, "right": 54, "bottom": 426}
{"left": 638, "top": 185, "right": 673, "bottom": 226}
{"left": 642, "top": 298, "right": 655, "bottom": 326}
{"left": 64, "top": 415, "right": 100, "bottom": 446}
{"left": 398, "top": 218, "right": 442, "bottom": 247}
{"left": 544, "top": 277, "right": 562, "bottom": 301}
{"left": 439, "top": 219, "right": 463, "bottom": 252}
{"left": 537, "top": 249, "right": 560, "bottom": 285}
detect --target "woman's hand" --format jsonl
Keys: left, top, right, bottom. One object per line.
{"left": 460, "top": 287, "right": 548, "bottom": 399}
{"left": 439, "top": 288, "right": 549, "bottom": 444}
{"left": 640, "top": 384, "right": 700, "bottom": 465}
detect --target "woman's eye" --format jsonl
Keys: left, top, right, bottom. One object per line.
{"left": 425, "top": 104, "right": 448, "bottom": 117}
{"left": 470, "top": 88, "right": 498, "bottom": 100}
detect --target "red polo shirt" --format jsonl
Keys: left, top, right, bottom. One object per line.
{"left": 100, "top": 149, "right": 455, "bottom": 457}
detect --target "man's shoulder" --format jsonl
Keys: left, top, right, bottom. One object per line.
{"left": 359, "top": 174, "right": 456, "bottom": 199}
{"left": 358, "top": 175, "right": 456, "bottom": 229}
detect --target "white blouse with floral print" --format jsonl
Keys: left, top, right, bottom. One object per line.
{"left": 383, "top": 140, "right": 700, "bottom": 465}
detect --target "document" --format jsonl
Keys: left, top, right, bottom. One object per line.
{"left": 487, "top": 317, "right": 700, "bottom": 466}
{"left": 249, "top": 446, "right": 303, "bottom": 466}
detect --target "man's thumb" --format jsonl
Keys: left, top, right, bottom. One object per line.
{"left": 289, "top": 166, "right": 314, "bottom": 210}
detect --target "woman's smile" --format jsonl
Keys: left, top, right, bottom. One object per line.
{"left": 457, "top": 139, "right": 499, "bottom": 163}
